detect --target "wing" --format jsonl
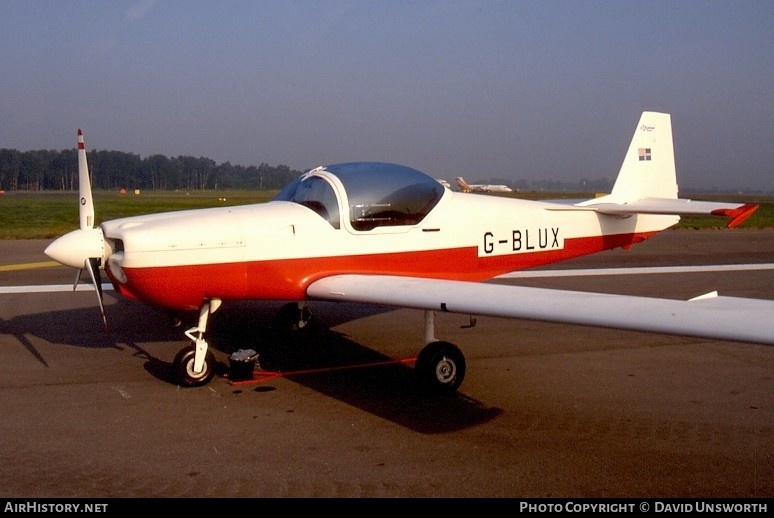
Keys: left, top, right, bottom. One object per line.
{"left": 307, "top": 274, "right": 774, "bottom": 346}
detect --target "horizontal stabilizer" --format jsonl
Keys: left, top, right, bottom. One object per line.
{"left": 575, "top": 198, "right": 758, "bottom": 228}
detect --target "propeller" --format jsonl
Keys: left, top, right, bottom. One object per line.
{"left": 83, "top": 257, "right": 107, "bottom": 330}
{"left": 44, "top": 129, "right": 108, "bottom": 329}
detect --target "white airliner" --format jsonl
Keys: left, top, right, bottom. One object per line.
{"left": 455, "top": 177, "right": 513, "bottom": 193}
{"left": 43, "top": 112, "right": 771, "bottom": 392}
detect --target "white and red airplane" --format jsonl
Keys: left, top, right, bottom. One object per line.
{"left": 44, "top": 112, "right": 772, "bottom": 391}
{"left": 455, "top": 177, "right": 513, "bottom": 193}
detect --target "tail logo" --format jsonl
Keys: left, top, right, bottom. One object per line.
{"left": 638, "top": 148, "right": 652, "bottom": 161}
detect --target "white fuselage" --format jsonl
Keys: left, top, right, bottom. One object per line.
{"left": 100, "top": 188, "right": 676, "bottom": 311}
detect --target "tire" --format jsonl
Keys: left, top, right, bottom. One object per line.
{"left": 174, "top": 345, "right": 216, "bottom": 387}
{"left": 415, "top": 341, "right": 466, "bottom": 394}
{"left": 274, "top": 302, "right": 315, "bottom": 335}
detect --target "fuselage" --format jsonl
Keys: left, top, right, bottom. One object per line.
{"left": 100, "top": 164, "right": 676, "bottom": 311}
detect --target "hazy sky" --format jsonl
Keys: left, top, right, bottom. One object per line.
{"left": 1, "top": 1, "right": 772, "bottom": 191}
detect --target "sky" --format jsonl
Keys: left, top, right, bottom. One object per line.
{"left": 1, "top": 0, "right": 772, "bottom": 192}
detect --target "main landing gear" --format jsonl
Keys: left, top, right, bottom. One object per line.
{"left": 172, "top": 301, "right": 467, "bottom": 395}
{"left": 273, "top": 301, "right": 315, "bottom": 335}
{"left": 415, "top": 310, "right": 466, "bottom": 394}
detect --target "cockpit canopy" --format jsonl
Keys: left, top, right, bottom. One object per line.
{"left": 273, "top": 162, "right": 445, "bottom": 231}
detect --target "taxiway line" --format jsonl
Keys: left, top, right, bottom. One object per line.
{"left": 3, "top": 263, "right": 773, "bottom": 294}
{"left": 498, "top": 263, "right": 774, "bottom": 278}
{"left": 0, "top": 260, "right": 59, "bottom": 272}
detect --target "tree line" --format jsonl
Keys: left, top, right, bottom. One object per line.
{"left": 0, "top": 148, "right": 302, "bottom": 192}
{"left": 1, "top": 147, "right": 622, "bottom": 194}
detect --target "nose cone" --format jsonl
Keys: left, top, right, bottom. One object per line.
{"left": 45, "top": 228, "right": 106, "bottom": 269}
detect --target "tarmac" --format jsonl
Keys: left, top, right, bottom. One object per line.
{"left": 0, "top": 230, "right": 772, "bottom": 498}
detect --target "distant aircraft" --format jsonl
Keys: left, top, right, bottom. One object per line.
{"left": 44, "top": 112, "right": 770, "bottom": 393}
{"left": 436, "top": 179, "right": 452, "bottom": 189}
{"left": 456, "top": 177, "right": 513, "bottom": 193}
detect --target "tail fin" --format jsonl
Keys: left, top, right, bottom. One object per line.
{"left": 456, "top": 177, "right": 473, "bottom": 192}
{"left": 574, "top": 112, "right": 758, "bottom": 229}
{"left": 608, "top": 111, "right": 678, "bottom": 202}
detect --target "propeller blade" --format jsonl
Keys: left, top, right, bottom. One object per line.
{"left": 72, "top": 267, "right": 82, "bottom": 292}
{"left": 77, "top": 129, "right": 95, "bottom": 230}
{"left": 89, "top": 257, "right": 104, "bottom": 302}
{"left": 84, "top": 257, "right": 107, "bottom": 331}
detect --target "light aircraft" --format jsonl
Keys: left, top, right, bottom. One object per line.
{"left": 455, "top": 177, "right": 513, "bottom": 193}
{"left": 44, "top": 112, "right": 772, "bottom": 392}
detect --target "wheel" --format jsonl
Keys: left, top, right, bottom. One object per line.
{"left": 174, "top": 345, "right": 216, "bottom": 387}
{"left": 415, "top": 341, "right": 466, "bottom": 394}
{"left": 274, "top": 302, "right": 315, "bottom": 334}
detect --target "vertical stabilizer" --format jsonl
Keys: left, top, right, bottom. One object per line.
{"left": 456, "top": 177, "right": 473, "bottom": 192}
{"left": 608, "top": 112, "right": 678, "bottom": 202}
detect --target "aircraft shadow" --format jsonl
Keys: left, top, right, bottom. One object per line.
{"left": 4, "top": 297, "right": 502, "bottom": 434}
{"left": 207, "top": 301, "right": 504, "bottom": 434}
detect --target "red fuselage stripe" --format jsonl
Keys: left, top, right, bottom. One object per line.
{"left": 107, "top": 232, "right": 655, "bottom": 311}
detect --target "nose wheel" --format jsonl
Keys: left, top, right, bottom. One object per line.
{"left": 174, "top": 345, "right": 216, "bottom": 387}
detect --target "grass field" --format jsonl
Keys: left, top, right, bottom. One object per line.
{"left": 1, "top": 189, "right": 772, "bottom": 240}
{"left": 0, "top": 190, "right": 277, "bottom": 239}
